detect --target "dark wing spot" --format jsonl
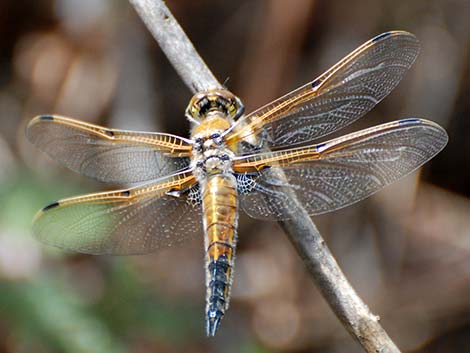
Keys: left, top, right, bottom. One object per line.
{"left": 39, "top": 115, "right": 54, "bottom": 121}
{"left": 311, "top": 79, "right": 322, "bottom": 89}
{"left": 121, "top": 190, "right": 131, "bottom": 197}
{"left": 399, "top": 118, "right": 421, "bottom": 125}
{"left": 372, "top": 32, "right": 392, "bottom": 42}
{"left": 166, "top": 189, "right": 183, "bottom": 198}
{"left": 42, "top": 201, "right": 59, "bottom": 211}
{"left": 104, "top": 130, "right": 115, "bottom": 137}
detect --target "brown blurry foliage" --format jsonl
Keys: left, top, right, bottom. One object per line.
{"left": 0, "top": 1, "right": 468, "bottom": 352}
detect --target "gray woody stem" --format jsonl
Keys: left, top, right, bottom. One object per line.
{"left": 129, "top": 0, "right": 401, "bottom": 352}
{"left": 129, "top": 0, "right": 221, "bottom": 93}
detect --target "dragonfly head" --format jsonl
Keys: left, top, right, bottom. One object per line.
{"left": 185, "top": 89, "right": 244, "bottom": 124}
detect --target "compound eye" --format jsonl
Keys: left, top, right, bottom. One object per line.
{"left": 198, "top": 98, "right": 208, "bottom": 107}
{"left": 211, "top": 133, "right": 220, "bottom": 139}
{"left": 216, "top": 97, "right": 229, "bottom": 112}
{"left": 198, "top": 98, "right": 210, "bottom": 115}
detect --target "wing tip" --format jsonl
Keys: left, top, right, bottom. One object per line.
{"left": 398, "top": 117, "right": 423, "bottom": 125}
{"left": 372, "top": 30, "right": 417, "bottom": 42}
{"left": 29, "top": 115, "right": 77, "bottom": 127}
{"left": 398, "top": 117, "right": 446, "bottom": 131}
{"left": 42, "top": 201, "right": 60, "bottom": 212}
{"left": 398, "top": 117, "right": 449, "bottom": 151}
{"left": 372, "top": 31, "right": 394, "bottom": 42}
{"left": 28, "top": 115, "right": 55, "bottom": 126}
{"left": 26, "top": 114, "right": 48, "bottom": 127}
{"left": 26, "top": 115, "right": 56, "bottom": 141}
{"left": 38, "top": 115, "right": 55, "bottom": 121}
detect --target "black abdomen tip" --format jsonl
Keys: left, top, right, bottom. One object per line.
{"left": 206, "top": 309, "right": 223, "bottom": 337}
{"left": 42, "top": 201, "right": 59, "bottom": 211}
{"left": 205, "top": 257, "right": 232, "bottom": 336}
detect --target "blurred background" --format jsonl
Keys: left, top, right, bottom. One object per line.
{"left": 0, "top": 0, "right": 469, "bottom": 352}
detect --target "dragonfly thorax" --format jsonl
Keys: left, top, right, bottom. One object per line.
{"left": 190, "top": 92, "right": 241, "bottom": 179}
{"left": 191, "top": 123, "right": 235, "bottom": 178}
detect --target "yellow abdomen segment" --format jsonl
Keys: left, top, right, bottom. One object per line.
{"left": 202, "top": 173, "right": 238, "bottom": 336}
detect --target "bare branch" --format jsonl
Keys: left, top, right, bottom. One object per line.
{"left": 129, "top": 0, "right": 402, "bottom": 352}
{"left": 280, "top": 203, "right": 401, "bottom": 353}
{"left": 129, "top": 0, "right": 222, "bottom": 93}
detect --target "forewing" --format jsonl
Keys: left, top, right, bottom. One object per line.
{"left": 227, "top": 31, "right": 420, "bottom": 148}
{"left": 32, "top": 172, "right": 202, "bottom": 255}
{"left": 234, "top": 119, "right": 448, "bottom": 220}
{"left": 26, "top": 115, "right": 192, "bottom": 184}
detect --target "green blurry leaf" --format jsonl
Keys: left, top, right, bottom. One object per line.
{"left": 96, "top": 259, "right": 201, "bottom": 344}
{"left": 0, "top": 275, "right": 125, "bottom": 353}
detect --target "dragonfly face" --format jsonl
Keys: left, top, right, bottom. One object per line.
{"left": 185, "top": 89, "right": 244, "bottom": 124}
{"left": 26, "top": 31, "right": 448, "bottom": 336}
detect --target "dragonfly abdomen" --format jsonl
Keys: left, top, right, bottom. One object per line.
{"left": 201, "top": 173, "right": 238, "bottom": 336}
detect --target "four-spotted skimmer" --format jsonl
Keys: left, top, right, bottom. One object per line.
{"left": 26, "top": 31, "right": 448, "bottom": 336}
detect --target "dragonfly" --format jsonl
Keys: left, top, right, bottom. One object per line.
{"left": 26, "top": 31, "right": 448, "bottom": 336}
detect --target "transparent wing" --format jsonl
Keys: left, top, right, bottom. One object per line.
{"left": 32, "top": 171, "right": 202, "bottom": 255}
{"left": 227, "top": 31, "right": 420, "bottom": 149}
{"left": 234, "top": 119, "right": 448, "bottom": 220}
{"left": 26, "top": 115, "right": 192, "bottom": 184}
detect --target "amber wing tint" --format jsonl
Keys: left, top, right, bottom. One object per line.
{"left": 32, "top": 171, "right": 201, "bottom": 254}
{"left": 227, "top": 31, "right": 420, "bottom": 149}
{"left": 233, "top": 119, "right": 448, "bottom": 220}
{"left": 26, "top": 115, "right": 192, "bottom": 184}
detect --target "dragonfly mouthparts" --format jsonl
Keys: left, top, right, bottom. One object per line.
{"left": 206, "top": 310, "right": 223, "bottom": 337}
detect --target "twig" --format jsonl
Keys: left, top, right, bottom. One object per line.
{"left": 129, "top": 0, "right": 221, "bottom": 93}
{"left": 129, "top": 0, "right": 402, "bottom": 352}
{"left": 280, "top": 204, "right": 401, "bottom": 353}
